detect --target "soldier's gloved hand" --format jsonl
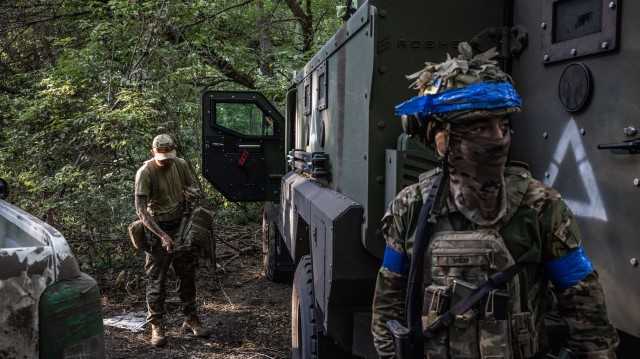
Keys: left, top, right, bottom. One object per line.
{"left": 160, "top": 233, "right": 174, "bottom": 253}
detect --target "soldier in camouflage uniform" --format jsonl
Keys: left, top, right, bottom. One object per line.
{"left": 133, "top": 134, "right": 213, "bottom": 347}
{"left": 371, "top": 44, "right": 619, "bottom": 358}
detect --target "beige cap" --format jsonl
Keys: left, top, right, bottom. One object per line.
{"left": 152, "top": 134, "right": 177, "bottom": 161}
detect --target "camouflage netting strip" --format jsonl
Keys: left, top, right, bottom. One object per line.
{"left": 403, "top": 42, "right": 520, "bottom": 123}
{"left": 406, "top": 42, "right": 513, "bottom": 95}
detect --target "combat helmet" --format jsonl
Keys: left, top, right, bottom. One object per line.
{"left": 395, "top": 42, "right": 522, "bottom": 135}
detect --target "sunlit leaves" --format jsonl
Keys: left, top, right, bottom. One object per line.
{"left": 0, "top": 0, "right": 342, "bottom": 271}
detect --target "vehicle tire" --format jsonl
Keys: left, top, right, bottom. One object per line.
{"left": 292, "top": 255, "right": 353, "bottom": 359}
{"left": 292, "top": 255, "right": 320, "bottom": 359}
{"left": 262, "top": 209, "right": 293, "bottom": 283}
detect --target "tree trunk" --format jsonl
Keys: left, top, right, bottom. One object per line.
{"left": 285, "top": 0, "right": 314, "bottom": 52}
{"left": 199, "top": 47, "right": 256, "bottom": 89}
{"left": 303, "top": 0, "right": 313, "bottom": 52}
{"left": 256, "top": 0, "right": 274, "bottom": 77}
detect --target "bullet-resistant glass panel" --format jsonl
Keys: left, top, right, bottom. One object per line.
{"left": 553, "top": 0, "right": 602, "bottom": 43}
{"left": 215, "top": 102, "right": 274, "bottom": 136}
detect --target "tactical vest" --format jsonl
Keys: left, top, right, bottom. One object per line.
{"left": 420, "top": 166, "right": 545, "bottom": 359}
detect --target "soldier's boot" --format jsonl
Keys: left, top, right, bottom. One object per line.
{"left": 181, "top": 315, "right": 212, "bottom": 338}
{"left": 150, "top": 322, "right": 167, "bottom": 347}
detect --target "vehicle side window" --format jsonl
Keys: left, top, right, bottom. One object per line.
{"left": 215, "top": 102, "right": 274, "bottom": 136}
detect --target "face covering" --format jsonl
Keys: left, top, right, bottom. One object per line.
{"left": 447, "top": 127, "right": 511, "bottom": 226}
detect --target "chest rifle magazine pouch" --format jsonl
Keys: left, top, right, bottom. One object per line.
{"left": 479, "top": 289, "right": 513, "bottom": 359}
{"left": 425, "top": 326, "right": 449, "bottom": 359}
{"left": 449, "top": 310, "right": 479, "bottom": 358}
{"left": 423, "top": 285, "right": 451, "bottom": 359}
{"left": 128, "top": 220, "right": 149, "bottom": 252}
{"left": 423, "top": 285, "right": 451, "bottom": 327}
{"left": 447, "top": 279, "right": 480, "bottom": 358}
{"left": 512, "top": 312, "right": 538, "bottom": 358}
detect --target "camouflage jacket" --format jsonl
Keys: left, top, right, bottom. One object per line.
{"left": 371, "top": 165, "right": 619, "bottom": 359}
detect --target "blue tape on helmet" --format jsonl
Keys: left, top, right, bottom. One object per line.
{"left": 394, "top": 82, "right": 522, "bottom": 118}
{"left": 545, "top": 246, "right": 594, "bottom": 290}
{"left": 382, "top": 245, "right": 408, "bottom": 274}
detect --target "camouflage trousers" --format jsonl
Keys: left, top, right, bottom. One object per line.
{"left": 144, "top": 220, "right": 199, "bottom": 324}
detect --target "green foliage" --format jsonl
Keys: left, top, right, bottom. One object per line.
{"left": 0, "top": 0, "right": 342, "bottom": 272}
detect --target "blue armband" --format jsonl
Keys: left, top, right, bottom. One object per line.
{"left": 545, "top": 246, "right": 594, "bottom": 290}
{"left": 382, "top": 245, "right": 408, "bottom": 274}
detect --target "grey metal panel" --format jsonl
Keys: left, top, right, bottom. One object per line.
{"left": 511, "top": 0, "right": 640, "bottom": 337}
{"left": 310, "top": 209, "right": 327, "bottom": 315}
{"left": 281, "top": 172, "right": 304, "bottom": 256}
{"left": 385, "top": 149, "right": 399, "bottom": 208}
{"left": 293, "top": 5, "right": 371, "bottom": 84}
{"left": 282, "top": 174, "right": 377, "bottom": 333}
{"left": 328, "top": 22, "right": 373, "bottom": 234}
{"left": 385, "top": 149, "right": 440, "bottom": 207}
{"left": 293, "top": 180, "right": 320, "bottom": 223}
{"left": 292, "top": 6, "right": 374, "bottom": 263}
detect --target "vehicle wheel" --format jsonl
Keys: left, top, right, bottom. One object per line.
{"left": 292, "top": 255, "right": 320, "bottom": 359}
{"left": 262, "top": 209, "right": 293, "bottom": 283}
{"left": 292, "top": 255, "right": 352, "bottom": 359}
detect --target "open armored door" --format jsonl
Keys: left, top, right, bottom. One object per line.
{"left": 509, "top": 0, "right": 640, "bottom": 339}
{"left": 201, "top": 91, "right": 285, "bottom": 202}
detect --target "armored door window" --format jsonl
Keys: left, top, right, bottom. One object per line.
{"left": 553, "top": 0, "right": 602, "bottom": 43}
{"left": 215, "top": 102, "right": 274, "bottom": 137}
{"left": 541, "top": 0, "right": 619, "bottom": 63}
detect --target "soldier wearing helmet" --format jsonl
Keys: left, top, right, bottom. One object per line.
{"left": 371, "top": 43, "right": 619, "bottom": 358}
{"left": 132, "top": 134, "right": 213, "bottom": 346}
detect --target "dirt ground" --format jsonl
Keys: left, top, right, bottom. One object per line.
{"left": 102, "top": 224, "right": 292, "bottom": 359}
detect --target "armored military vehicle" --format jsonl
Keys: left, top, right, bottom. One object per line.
{"left": 0, "top": 180, "right": 105, "bottom": 358}
{"left": 202, "top": 0, "right": 639, "bottom": 357}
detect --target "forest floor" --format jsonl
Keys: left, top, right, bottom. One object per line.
{"left": 101, "top": 223, "right": 292, "bottom": 359}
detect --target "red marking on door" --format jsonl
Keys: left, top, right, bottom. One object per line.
{"left": 238, "top": 150, "right": 250, "bottom": 167}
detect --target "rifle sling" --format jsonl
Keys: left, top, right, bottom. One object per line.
{"left": 405, "top": 169, "right": 446, "bottom": 359}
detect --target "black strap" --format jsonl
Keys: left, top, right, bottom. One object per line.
{"left": 405, "top": 168, "right": 447, "bottom": 359}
